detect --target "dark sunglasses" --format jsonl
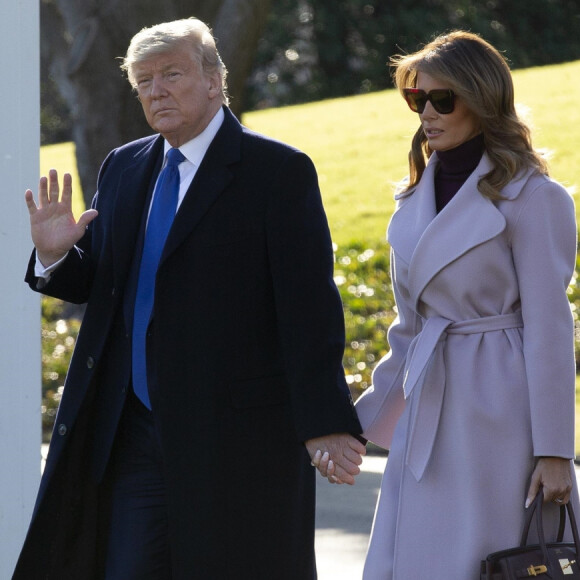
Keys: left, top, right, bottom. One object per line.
{"left": 402, "top": 88, "right": 456, "bottom": 114}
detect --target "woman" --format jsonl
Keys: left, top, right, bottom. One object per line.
{"left": 354, "top": 31, "right": 579, "bottom": 579}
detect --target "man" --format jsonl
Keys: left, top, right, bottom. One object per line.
{"left": 14, "top": 17, "right": 364, "bottom": 580}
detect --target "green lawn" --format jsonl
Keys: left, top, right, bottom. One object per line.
{"left": 40, "top": 59, "right": 580, "bottom": 454}
{"left": 244, "top": 59, "right": 580, "bottom": 246}
{"left": 39, "top": 141, "right": 85, "bottom": 220}
{"left": 41, "top": 59, "right": 580, "bottom": 247}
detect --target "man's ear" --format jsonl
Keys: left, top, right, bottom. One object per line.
{"left": 207, "top": 72, "right": 222, "bottom": 99}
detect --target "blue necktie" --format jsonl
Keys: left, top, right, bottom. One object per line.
{"left": 132, "top": 148, "right": 185, "bottom": 408}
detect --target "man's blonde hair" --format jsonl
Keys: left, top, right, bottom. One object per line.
{"left": 121, "top": 17, "right": 229, "bottom": 105}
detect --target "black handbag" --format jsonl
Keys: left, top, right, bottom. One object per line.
{"left": 481, "top": 489, "right": 580, "bottom": 579}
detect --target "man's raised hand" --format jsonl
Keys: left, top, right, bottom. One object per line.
{"left": 25, "top": 170, "right": 98, "bottom": 267}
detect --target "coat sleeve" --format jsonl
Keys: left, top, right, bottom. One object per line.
{"left": 24, "top": 223, "right": 95, "bottom": 304}
{"left": 265, "top": 150, "right": 362, "bottom": 441}
{"left": 23, "top": 150, "right": 118, "bottom": 303}
{"left": 355, "top": 247, "right": 421, "bottom": 448}
{"left": 510, "top": 178, "right": 577, "bottom": 459}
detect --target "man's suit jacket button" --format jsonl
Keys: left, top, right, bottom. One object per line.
{"left": 86, "top": 356, "right": 95, "bottom": 369}
{"left": 58, "top": 424, "right": 67, "bottom": 436}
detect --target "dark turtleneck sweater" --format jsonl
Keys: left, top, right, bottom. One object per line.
{"left": 435, "top": 133, "right": 485, "bottom": 213}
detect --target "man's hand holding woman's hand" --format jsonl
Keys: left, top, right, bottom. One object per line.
{"left": 305, "top": 433, "right": 366, "bottom": 485}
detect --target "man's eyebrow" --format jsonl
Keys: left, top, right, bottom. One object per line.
{"left": 161, "top": 61, "right": 188, "bottom": 71}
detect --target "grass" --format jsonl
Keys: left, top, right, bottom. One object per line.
{"left": 39, "top": 142, "right": 85, "bottom": 220}
{"left": 40, "top": 59, "right": 580, "bottom": 452}
{"left": 243, "top": 59, "right": 580, "bottom": 246}
{"left": 244, "top": 90, "right": 407, "bottom": 244}
{"left": 40, "top": 60, "right": 580, "bottom": 246}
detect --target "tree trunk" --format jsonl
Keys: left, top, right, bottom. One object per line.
{"left": 214, "top": 0, "right": 272, "bottom": 112}
{"left": 41, "top": 0, "right": 271, "bottom": 208}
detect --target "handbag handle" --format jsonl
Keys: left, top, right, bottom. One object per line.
{"left": 520, "top": 488, "right": 580, "bottom": 570}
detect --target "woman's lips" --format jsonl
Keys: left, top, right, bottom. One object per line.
{"left": 424, "top": 127, "right": 443, "bottom": 138}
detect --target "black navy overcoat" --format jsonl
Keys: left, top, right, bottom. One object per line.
{"left": 14, "top": 107, "right": 361, "bottom": 579}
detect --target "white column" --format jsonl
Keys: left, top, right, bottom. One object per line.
{"left": 0, "top": 0, "right": 41, "bottom": 576}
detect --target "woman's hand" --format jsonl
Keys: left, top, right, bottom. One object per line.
{"left": 525, "top": 456, "right": 573, "bottom": 507}
{"left": 305, "top": 433, "right": 366, "bottom": 485}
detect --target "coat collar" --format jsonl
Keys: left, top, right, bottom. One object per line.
{"left": 111, "top": 106, "right": 242, "bottom": 284}
{"left": 112, "top": 135, "right": 164, "bottom": 292}
{"left": 388, "top": 152, "right": 534, "bottom": 309}
{"left": 161, "top": 106, "right": 241, "bottom": 264}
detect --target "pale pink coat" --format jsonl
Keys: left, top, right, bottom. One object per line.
{"left": 355, "top": 153, "right": 579, "bottom": 579}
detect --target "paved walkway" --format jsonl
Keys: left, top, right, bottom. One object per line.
{"left": 315, "top": 453, "right": 385, "bottom": 579}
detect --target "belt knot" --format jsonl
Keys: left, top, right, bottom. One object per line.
{"left": 403, "top": 311, "right": 523, "bottom": 481}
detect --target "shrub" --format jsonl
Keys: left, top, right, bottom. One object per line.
{"left": 41, "top": 297, "right": 80, "bottom": 440}
{"left": 566, "top": 245, "right": 580, "bottom": 371}
{"left": 39, "top": 238, "right": 580, "bottom": 435}
{"left": 334, "top": 240, "right": 396, "bottom": 400}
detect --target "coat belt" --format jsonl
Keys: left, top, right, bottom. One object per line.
{"left": 402, "top": 312, "right": 524, "bottom": 481}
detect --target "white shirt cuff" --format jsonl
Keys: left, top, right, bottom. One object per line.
{"left": 34, "top": 251, "right": 68, "bottom": 280}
